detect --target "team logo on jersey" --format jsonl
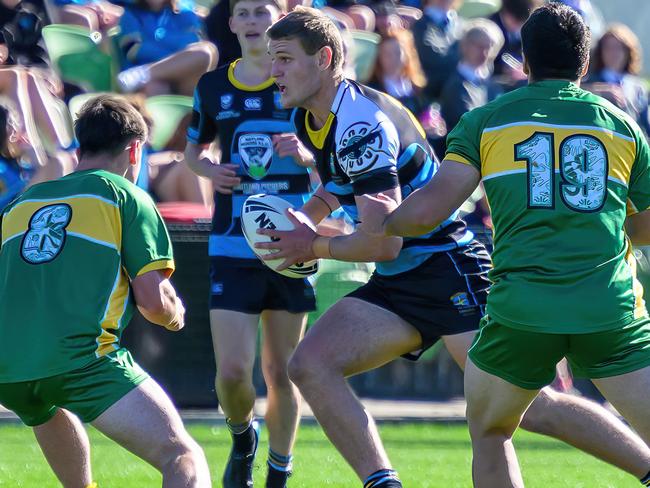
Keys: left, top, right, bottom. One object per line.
{"left": 238, "top": 133, "right": 273, "bottom": 180}
{"left": 338, "top": 121, "right": 390, "bottom": 176}
{"left": 221, "top": 94, "right": 233, "bottom": 110}
{"left": 21, "top": 203, "right": 72, "bottom": 264}
{"left": 244, "top": 97, "right": 262, "bottom": 110}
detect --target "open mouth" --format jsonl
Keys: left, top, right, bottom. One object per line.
{"left": 245, "top": 32, "right": 261, "bottom": 39}
{"left": 276, "top": 83, "right": 287, "bottom": 94}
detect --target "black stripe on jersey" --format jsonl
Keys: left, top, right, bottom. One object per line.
{"left": 353, "top": 168, "right": 399, "bottom": 196}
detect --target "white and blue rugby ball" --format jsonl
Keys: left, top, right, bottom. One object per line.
{"left": 242, "top": 194, "right": 319, "bottom": 279}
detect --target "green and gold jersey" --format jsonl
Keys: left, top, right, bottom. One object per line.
{"left": 0, "top": 169, "right": 174, "bottom": 382}
{"left": 446, "top": 80, "right": 650, "bottom": 333}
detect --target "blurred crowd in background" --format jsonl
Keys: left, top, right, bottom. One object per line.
{"left": 0, "top": 0, "right": 647, "bottom": 229}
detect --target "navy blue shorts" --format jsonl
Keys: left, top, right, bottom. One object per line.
{"left": 347, "top": 241, "right": 491, "bottom": 360}
{"left": 209, "top": 257, "right": 316, "bottom": 314}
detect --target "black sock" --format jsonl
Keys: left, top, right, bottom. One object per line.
{"left": 640, "top": 470, "right": 650, "bottom": 486}
{"left": 363, "top": 469, "right": 402, "bottom": 488}
{"left": 227, "top": 418, "right": 256, "bottom": 455}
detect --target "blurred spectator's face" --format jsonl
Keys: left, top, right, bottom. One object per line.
{"left": 376, "top": 14, "right": 403, "bottom": 36}
{"left": 270, "top": 38, "right": 326, "bottom": 109}
{"left": 378, "top": 38, "right": 405, "bottom": 78}
{"left": 462, "top": 34, "right": 493, "bottom": 68}
{"left": 144, "top": 0, "right": 167, "bottom": 12}
{"left": 230, "top": 1, "right": 282, "bottom": 54}
{"left": 601, "top": 35, "right": 629, "bottom": 73}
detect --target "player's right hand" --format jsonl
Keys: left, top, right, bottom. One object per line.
{"left": 211, "top": 163, "right": 241, "bottom": 195}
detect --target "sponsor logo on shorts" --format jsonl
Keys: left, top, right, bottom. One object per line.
{"left": 450, "top": 292, "right": 475, "bottom": 316}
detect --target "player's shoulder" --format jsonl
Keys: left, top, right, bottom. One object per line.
{"left": 196, "top": 63, "right": 230, "bottom": 92}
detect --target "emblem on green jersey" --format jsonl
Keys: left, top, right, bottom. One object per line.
{"left": 21, "top": 203, "right": 72, "bottom": 264}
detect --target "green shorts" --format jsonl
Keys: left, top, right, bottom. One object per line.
{"left": 0, "top": 348, "right": 149, "bottom": 426}
{"left": 468, "top": 315, "right": 650, "bottom": 390}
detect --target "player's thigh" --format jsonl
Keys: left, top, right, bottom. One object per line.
{"left": 592, "top": 365, "right": 650, "bottom": 442}
{"left": 210, "top": 309, "right": 259, "bottom": 374}
{"left": 91, "top": 377, "right": 199, "bottom": 468}
{"left": 442, "top": 330, "right": 478, "bottom": 370}
{"left": 465, "top": 358, "right": 540, "bottom": 436}
{"left": 261, "top": 310, "right": 307, "bottom": 366}
{"left": 296, "top": 297, "right": 422, "bottom": 377}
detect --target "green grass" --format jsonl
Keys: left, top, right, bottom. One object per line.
{"left": 0, "top": 421, "right": 642, "bottom": 487}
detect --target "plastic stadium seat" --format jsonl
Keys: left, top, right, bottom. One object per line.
{"left": 310, "top": 260, "right": 374, "bottom": 325}
{"left": 349, "top": 29, "right": 380, "bottom": 84}
{"left": 42, "top": 24, "right": 118, "bottom": 92}
{"left": 458, "top": 0, "right": 502, "bottom": 19}
{"left": 145, "top": 95, "right": 194, "bottom": 151}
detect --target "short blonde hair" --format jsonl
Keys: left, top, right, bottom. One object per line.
{"left": 462, "top": 18, "right": 505, "bottom": 61}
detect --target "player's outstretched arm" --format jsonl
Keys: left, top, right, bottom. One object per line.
{"left": 132, "top": 270, "right": 185, "bottom": 331}
{"left": 382, "top": 160, "right": 481, "bottom": 237}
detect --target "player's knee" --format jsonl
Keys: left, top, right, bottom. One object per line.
{"left": 263, "top": 360, "right": 292, "bottom": 391}
{"left": 287, "top": 346, "right": 323, "bottom": 388}
{"left": 158, "top": 435, "right": 208, "bottom": 476}
{"left": 217, "top": 360, "right": 253, "bottom": 389}
{"left": 519, "top": 388, "right": 561, "bottom": 435}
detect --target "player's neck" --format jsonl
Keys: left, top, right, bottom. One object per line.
{"left": 235, "top": 54, "right": 272, "bottom": 85}
{"left": 76, "top": 156, "right": 128, "bottom": 179}
{"left": 305, "top": 78, "right": 341, "bottom": 129}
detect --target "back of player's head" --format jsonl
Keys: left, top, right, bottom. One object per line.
{"left": 521, "top": 3, "right": 590, "bottom": 81}
{"left": 230, "top": 0, "right": 287, "bottom": 14}
{"left": 75, "top": 95, "right": 148, "bottom": 158}
{"left": 267, "top": 6, "right": 344, "bottom": 79}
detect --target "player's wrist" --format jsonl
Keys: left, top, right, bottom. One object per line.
{"left": 312, "top": 235, "right": 332, "bottom": 259}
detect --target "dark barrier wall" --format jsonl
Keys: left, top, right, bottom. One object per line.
{"left": 122, "top": 222, "right": 465, "bottom": 408}
{"left": 122, "top": 222, "right": 219, "bottom": 408}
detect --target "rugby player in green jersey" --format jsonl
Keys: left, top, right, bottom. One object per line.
{"left": 259, "top": 6, "right": 650, "bottom": 488}
{"left": 0, "top": 95, "right": 210, "bottom": 488}
{"left": 366, "top": 4, "right": 650, "bottom": 487}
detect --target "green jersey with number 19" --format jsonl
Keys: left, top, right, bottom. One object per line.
{"left": 446, "top": 80, "right": 650, "bottom": 333}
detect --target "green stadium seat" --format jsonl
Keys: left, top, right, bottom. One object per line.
{"left": 458, "top": 0, "right": 502, "bottom": 19}
{"left": 145, "top": 95, "right": 194, "bottom": 151}
{"left": 349, "top": 29, "right": 380, "bottom": 84}
{"left": 42, "top": 24, "right": 118, "bottom": 92}
{"left": 310, "top": 260, "right": 374, "bottom": 325}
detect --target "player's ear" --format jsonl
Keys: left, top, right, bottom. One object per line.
{"left": 318, "top": 46, "right": 333, "bottom": 71}
{"left": 129, "top": 139, "right": 142, "bottom": 166}
{"left": 522, "top": 55, "right": 530, "bottom": 76}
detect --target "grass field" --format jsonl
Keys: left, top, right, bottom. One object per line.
{"left": 0, "top": 421, "right": 642, "bottom": 487}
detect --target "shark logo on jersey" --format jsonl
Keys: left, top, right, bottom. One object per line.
{"left": 21, "top": 203, "right": 72, "bottom": 264}
{"left": 338, "top": 121, "right": 390, "bottom": 176}
{"left": 239, "top": 133, "right": 273, "bottom": 180}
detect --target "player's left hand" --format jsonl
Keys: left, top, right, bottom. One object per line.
{"left": 272, "top": 133, "right": 315, "bottom": 168}
{"left": 255, "top": 208, "right": 318, "bottom": 270}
